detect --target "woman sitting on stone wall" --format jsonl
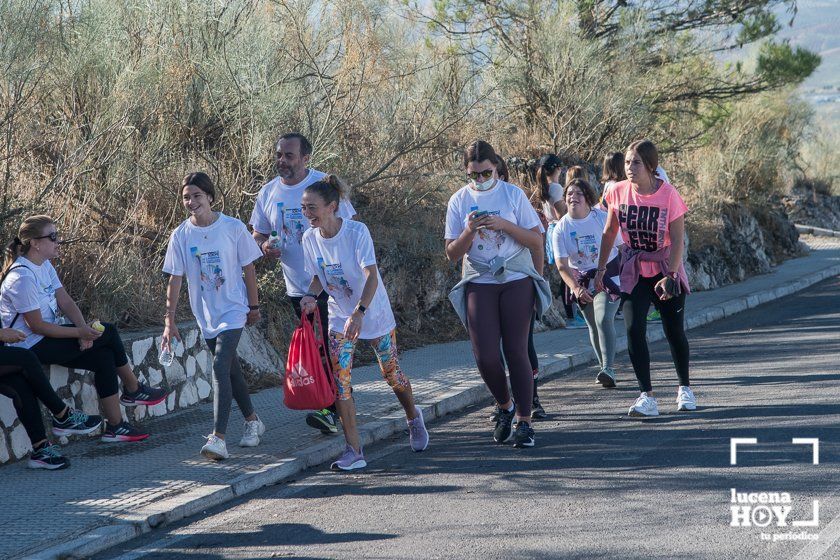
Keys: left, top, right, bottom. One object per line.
{"left": 0, "top": 215, "right": 167, "bottom": 444}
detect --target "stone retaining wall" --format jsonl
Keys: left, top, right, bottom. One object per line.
{"left": 0, "top": 323, "right": 281, "bottom": 464}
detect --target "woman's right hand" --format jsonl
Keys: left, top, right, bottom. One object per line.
{"left": 466, "top": 211, "right": 489, "bottom": 234}
{"left": 300, "top": 295, "right": 317, "bottom": 315}
{"left": 594, "top": 269, "right": 606, "bottom": 293}
{"left": 77, "top": 324, "right": 103, "bottom": 342}
{"left": 162, "top": 323, "right": 181, "bottom": 351}
{"left": 0, "top": 328, "right": 25, "bottom": 344}
{"left": 575, "top": 285, "right": 594, "bottom": 305}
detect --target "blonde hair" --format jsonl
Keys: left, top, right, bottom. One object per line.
{"left": 304, "top": 174, "right": 351, "bottom": 211}
{"left": 3, "top": 215, "right": 55, "bottom": 277}
{"left": 564, "top": 165, "right": 586, "bottom": 186}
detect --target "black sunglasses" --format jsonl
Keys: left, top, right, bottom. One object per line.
{"left": 467, "top": 169, "right": 495, "bottom": 181}
{"left": 34, "top": 232, "right": 59, "bottom": 242}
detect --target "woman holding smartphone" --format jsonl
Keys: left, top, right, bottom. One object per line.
{"left": 446, "top": 140, "right": 549, "bottom": 448}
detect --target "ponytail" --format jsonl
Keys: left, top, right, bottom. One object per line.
{"left": 536, "top": 154, "right": 562, "bottom": 203}
{"left": 2, "top": 238, "right": 23, "bottom": 278}
{"left": 305, "top": 174, "right": 350, "bottom": 212}
{"left": 2, "top": 215, "right": 54, "bottom": 278}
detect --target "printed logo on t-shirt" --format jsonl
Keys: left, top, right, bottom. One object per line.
{"left": 570, "top": 231, "right": 599, "bottom": 267}
{"left": 318, "top": 258, "right": 354, "bottom": 299}
{"left": 617, "top": 204, "right": 668, "bottom": 251}
{"left": 191, "top": 247, "right": 225, "bottom": 292}
{"left": 470, "top": 208, "right": 506, "bottom": 251}
{"left": 276, "top": 203, "right": 306, "bottom": 246}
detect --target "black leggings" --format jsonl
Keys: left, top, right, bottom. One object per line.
{"left": 0, "top": 346, "right": 67, "bottom": 444}
{"left": 30, "top": 322, "right": 127, "bottom": 399}
{"left": 621, "top": 275, "right": 690, "bottom": 393}
{"left": 466, "top": 277, "right": 535, "bottom": 417}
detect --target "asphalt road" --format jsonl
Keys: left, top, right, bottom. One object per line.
{"left": 97, "top": 276, "right": 840, "bottom": 560}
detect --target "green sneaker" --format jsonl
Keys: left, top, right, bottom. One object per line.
{"left": 646, "top": 309, "right": 661, "bottom": 322}
{"left": 306, "top": 408, "right": 339, "bottom": 434}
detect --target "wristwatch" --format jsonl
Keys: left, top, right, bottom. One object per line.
{"left": 356, "top": 304, "right": 367, "bottom": 315}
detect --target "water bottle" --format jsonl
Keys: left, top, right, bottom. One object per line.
{"left": 268, "top": 230, "right": 282, "bottom": 250}
{"left": 159, "top": 340, "right": 176, "bottom": 367}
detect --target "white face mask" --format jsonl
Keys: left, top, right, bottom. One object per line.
{"left": 471, "top": 177, "right": 497, "bottom": 192}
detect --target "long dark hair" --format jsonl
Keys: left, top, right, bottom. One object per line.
{"left": 463, "top": 140, "right": 499, "bottom": 168}
{"left": 601, "top": 152, "right": 625, "bottom": 183}
{"left": 535, "top": 154, "right": 562, "bottom": 202}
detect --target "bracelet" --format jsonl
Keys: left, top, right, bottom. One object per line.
{"left": 248, "top": 305, "right": 260, "bottom": 310}
{"left": 596, "top": 268, "right": 606, "bottom": 272}
{"left": 304, "top": 293, "right": 318, "bottom": 299}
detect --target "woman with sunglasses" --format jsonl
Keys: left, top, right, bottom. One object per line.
{"left": 446, "top": 140, "right": 550, "bottom": 448}
{"left": 0, "top": 216, "right": 167, "bottom": 442}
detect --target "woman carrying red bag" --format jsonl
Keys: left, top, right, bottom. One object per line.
{"left": 161, "top": 172, "right": 266, "bottom": 461}
{"left": 300, "top": 175, "right": 429, "bottom": 471}
{"left": 284, "top": 309, "right": 335, "bottom": 411}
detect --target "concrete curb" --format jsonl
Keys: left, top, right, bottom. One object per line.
{"left": 30, "top": 262, "right": 840, "bottom": 560}
{"left": 795, "top": 224, "right": 840, "bottom": 238}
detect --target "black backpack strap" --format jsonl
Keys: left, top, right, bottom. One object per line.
{"left": 1, "top": 264, "right": 31, "bottom": 329}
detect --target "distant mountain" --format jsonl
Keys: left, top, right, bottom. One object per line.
{"left": 779, "top": 0, "right": 840, "bottom": 126}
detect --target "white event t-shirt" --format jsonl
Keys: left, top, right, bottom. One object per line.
{"left": 302, "top": 220, "right": 395, "bottom": 340}
{"left": 0, "top": 257, "right": 63, "bottom": 348}
{"left": 444, "top": 180, "right": 543, "bottom": 284}
{"left": 163, "top": 213, "right": 263, "bottom": 338}
{"left": 553, "top": 208, "right": 621, "bottom": 287}
{"left": 541, "top": 182, "right": 564, "bottom": 222}
{"left": 250, "top": 169, "right": 356, "bottom": 297}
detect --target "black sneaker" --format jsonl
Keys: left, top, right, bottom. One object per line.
{"left": 493, "top": 406, "right": 515, "bottom": 443}
{"left": 120, "top": 383, "right": 168, "bottom": 407}
{"left": 52, "top": 409, "right": 103, "bottom": 436}
{"left": 531, "top": 397, "right": 547, "bottom": 420}
{"left": 512, "top": 421, "right": 535, "bottom": 448}
{"left": 306, "top": 408, "right": 339, "bottom": 434}
{"left": 101, "top": 421, "right": 149, "bottom": 442}
{"left": 489, "top": 402, "right": 501, "bottom": 423}
{"left": 27, "top": 443, "right": 69, "bottom": 470}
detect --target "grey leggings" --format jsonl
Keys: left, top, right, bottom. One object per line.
{"left": 579, "top": 292, "right": 621, "bottom": 370}
{"left": 205, "top": 328, "right": 254, "bottom": 435}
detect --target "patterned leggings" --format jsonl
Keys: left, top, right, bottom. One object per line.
{"left": 328, "top": 329, "right": 412, "bottom": 400}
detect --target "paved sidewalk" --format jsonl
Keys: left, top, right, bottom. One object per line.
{"left": 2, "top": 235, "right": 839, "bottom": 560}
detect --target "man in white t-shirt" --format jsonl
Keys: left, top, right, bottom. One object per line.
{"left": 249, "top": 132, "right": 355, "bottom": 435}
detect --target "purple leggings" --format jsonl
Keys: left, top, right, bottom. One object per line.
{"left": 466, "top": 277, "right": 535, "bottom": 417}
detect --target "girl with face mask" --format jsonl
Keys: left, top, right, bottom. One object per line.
{"left": 445, "top": 140, "right": 550, "bottom": 449}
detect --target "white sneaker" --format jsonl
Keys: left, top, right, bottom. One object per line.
{"left": 239, "top": 416, "right": 265, "bottom": 447}
{"left": 628, "top": 393, "right": 659, "bottom": 417}
{"left": 201, "top": 434, "right": 229, "bottom": 460}
{"left": 676, "top": 386, "right": 696, "bottom": 411}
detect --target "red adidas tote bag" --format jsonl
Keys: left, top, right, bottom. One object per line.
{"left": 283, "top": 312, "right": 336, "bottom": 410}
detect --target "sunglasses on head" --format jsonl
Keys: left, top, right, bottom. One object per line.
{"left": 34, "top": 232, "right": 59, "bottom": 242}
{"left": 467, "top": 169, "right": 494, "bottom": 181}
